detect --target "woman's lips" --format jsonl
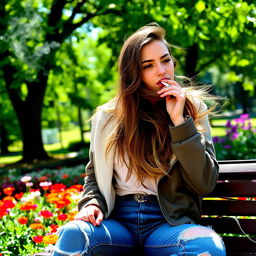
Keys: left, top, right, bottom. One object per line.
{"left": 157, "top": 78, "right": 171, "bottom": 87}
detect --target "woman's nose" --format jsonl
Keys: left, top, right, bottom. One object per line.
{"left": 156, "top": 63, "right": 166, "bottom": 75}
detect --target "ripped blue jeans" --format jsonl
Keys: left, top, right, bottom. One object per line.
{"left": 52, "top": 195, "right": 226, "bottom": 256}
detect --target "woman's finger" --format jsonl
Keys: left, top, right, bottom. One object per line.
{"left": 159, "top": 89, "right": 186, "bottom": 99}
{"left": 95, "top": 210, "right": 104, "bottom": 226}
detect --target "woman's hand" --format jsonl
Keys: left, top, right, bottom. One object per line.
{"left": 74, "top": 204, "right": 104, "bottom": 226}
{"left": 157, "top": 80, "right": 186, "bottom": 126}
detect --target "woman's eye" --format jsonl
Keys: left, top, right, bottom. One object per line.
{"left": 163, "top": 58, "right": 171, "bottom": 63}
{"left": 142, "top": 64, "right": 152, "bottom": 69}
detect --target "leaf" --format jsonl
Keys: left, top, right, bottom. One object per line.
{"left": 237, "top": 59, "right": 250, "bottom": 67}
{"left": 195, "top": 1, "right": 206, "bottom": 13}
{"left": 243, "top": 79, "right": 254, "bottom": 91}
{"left": 198, "top": 32, "right": 210, "bottom": 40}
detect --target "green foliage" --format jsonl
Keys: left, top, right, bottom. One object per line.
{"left": 213, "top": 114, "right": 256, "bottom": 160}
{"left": 43, "top": 35, "right": 116, "bottom": 130}
{"left": 94, "top": 0, "right": 256, "bottom": 106}
{"left": 1, "top": 0, "right": 256, "bottom": 160}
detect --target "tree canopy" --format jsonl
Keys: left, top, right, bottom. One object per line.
{"left": 0, "top": 0, "right": 255, "bottom": 162}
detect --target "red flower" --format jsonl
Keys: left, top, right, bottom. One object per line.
{"left": 0, "top": 209, "right": 8, "bottom": 218}
{"left": 55, "top": 198, "right": 71, "bottom": 209}
{"left": 39, "top": 210, "right": 53, "bottom": 218}
{"left": 14, "top": 192, "right": 24, "bottom": 200}
{"left": 32, "top": 236, "right": 44, "bottom": 243}
{"left": 2, "top": 200, "right": 15, "bottom": 209}
{"left": 50, "top": 224, "right": 59, "bottom": 233}
{"left": 30, "top": 188, "right": 40, "bottom": 193}
{"left": 50, "top": 183, "right": 66, "bottom": 193}
{"left": 3, "top": 187, "right": 15, "bottom": 196}
{"left": 70, "top": 184, "right": 83, "bottom": 191}
{"left": 20, "top": 202, "right": 38, "bottom": 211}
{"left": 57, "top": 214, "right": 68, "bottom": 221}
{"left": 62, "top": 174, "right": 69, "bottom": 179}
{"left": 18, "top": 216, "right": 28, "bottom": 224}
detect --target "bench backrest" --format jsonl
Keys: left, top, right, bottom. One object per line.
{"left": 201, "top": 160, "right": 256, "bottom": 256}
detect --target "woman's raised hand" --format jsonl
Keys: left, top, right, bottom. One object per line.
{"left": 157, "top": 80, "right": 186, "bottom": 126}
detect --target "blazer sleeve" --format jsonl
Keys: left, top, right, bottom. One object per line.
{"left": 169, "top": 101, "right": 219, "bottom": 195}
{"left": 77, "top": 114, "right": 108, "bottom": 215}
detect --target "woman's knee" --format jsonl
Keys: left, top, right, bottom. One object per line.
{"left": 58, "top": 220, "right": 86, "bottom": 239}
{"left": 179, "top": 226, "right": 226, "bottom": 256}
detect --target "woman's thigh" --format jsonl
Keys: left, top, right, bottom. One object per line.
{"left": 52, "top": 219, "right": 137, "bottom": 256}
{"left": 144, "top": 223, "right": 226, "bottom": 256}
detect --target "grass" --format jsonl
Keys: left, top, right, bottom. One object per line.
{"left": 1, "top": 117, "right": 255, "bottom": 166}
{"left": 0, "top": 128, "right": 90, "bottom": 166}
{"left": 211, "top": 126, "right": 226, "bottom": 137}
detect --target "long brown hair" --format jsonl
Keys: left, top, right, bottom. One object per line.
{"left": 103, "top": 23, "right": 215, "bottom": 183}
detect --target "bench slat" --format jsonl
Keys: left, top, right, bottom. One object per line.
{"left": 202, "top": 200, "right": 256, "bottom": 216}
{"left": 201, "top": 217, "right": 256, "bottom": 234}
{"left": 201, "top": 161, "right": 256, "bottom": 255}
{"left": 209, "top": 181, "right": 256, "bottom": 197}
{"left": 219, "top": 161, "right": 256, "bottom": 180}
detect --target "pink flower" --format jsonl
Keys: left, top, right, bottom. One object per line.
{"left": 32, "top": 236, "right": 44, "bottom": 243}
{"left": 57, "top": 214, "right": 68, "bottom": 221}
{"left": 39, "top": 210, "right": 54, "bottom": 218}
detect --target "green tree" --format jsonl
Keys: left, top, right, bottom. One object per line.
{"left": 0, "top": 86, "right": 20, "bottom": 155}
{"left": 44, "top": 35, "right": 115, "bottom": 144}
{"left": 95, "top": 0, "right": 256, "bottom": 109}
{"left": 0, "top": 0, "right": 123, "bottom": 162}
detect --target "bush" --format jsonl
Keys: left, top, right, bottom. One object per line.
{"left": 213, "top": 114, "right": 256, "bottom": 160}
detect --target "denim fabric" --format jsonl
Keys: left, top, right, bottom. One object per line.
{"left": 52, "top": 196, "right": 226, "bottom": 256}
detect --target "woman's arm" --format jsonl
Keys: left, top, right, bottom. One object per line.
{"left": 76, "top": 112, "right": 108, "bottom": 225}
{"left": 169, "top": 103, "right": 219, "bottom": 195}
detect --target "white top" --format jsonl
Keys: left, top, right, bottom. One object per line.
{"left": 113, "top": 153, "right": 158, "bottom": 196}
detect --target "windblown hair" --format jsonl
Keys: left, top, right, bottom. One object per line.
{"left": 101, "top": 23, "right": 218, "bottom": 183}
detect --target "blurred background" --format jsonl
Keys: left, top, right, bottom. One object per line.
{"left": 0, "top": 0, "right": 255, "bottom": 168}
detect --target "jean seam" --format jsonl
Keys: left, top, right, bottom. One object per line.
{"left": 145, "top": 242, "right": 185, "bottom": 254}
{"left": 144, "top": 244, "right": 180, "bottom": 248}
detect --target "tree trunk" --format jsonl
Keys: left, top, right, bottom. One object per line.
{"left": 0, "top": 121, "right": 9, "bottom": 155}
{"left": 6, "top": 72, "right": 50, "bottom": 162}
{"left": 184, "top": 43, "right": 199, "bottom": 78}
{"left": 237, "top": 82, "right": 250, "bottom": 114}
{"left": 17, "top": 100, "right": 49, "bottom": 162}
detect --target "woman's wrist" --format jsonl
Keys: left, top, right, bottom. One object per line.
{"left": 172, "top": 117, "right": 185, "bottom": 126}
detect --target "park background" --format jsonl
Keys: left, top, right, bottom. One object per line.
{"left": 0, "top": 0, "right": 255, "bottom": 255}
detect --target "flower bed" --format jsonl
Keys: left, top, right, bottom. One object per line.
{"left": 0, "top": 173, "right": 83, "bottom": 255}
{"left": 0, "top": 165, "right": 86, "bottom": 199}
{"left": 213, "top": 114, "right": 256, "bottom": 160}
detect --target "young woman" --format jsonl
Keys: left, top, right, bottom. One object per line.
{"left": 52, "top": 23, "right": 226, "bottom": 256}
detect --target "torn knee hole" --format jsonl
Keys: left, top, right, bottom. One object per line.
{"left": 179, "top": 226, "right": 219, "bottom": 241}
{"left": 198, "top": 253, "right": 211, "bottom": 256}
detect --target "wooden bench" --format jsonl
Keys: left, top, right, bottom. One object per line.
{"left": 201, "top": 160, "right": 256, "bottom": 256}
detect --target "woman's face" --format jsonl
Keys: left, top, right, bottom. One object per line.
{"left": 140, "top": 40, "right": 175, "bottom": 92}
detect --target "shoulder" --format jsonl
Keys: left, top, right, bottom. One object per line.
{"left": 92, "top": 99, "right": 117, "bottom": 126}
